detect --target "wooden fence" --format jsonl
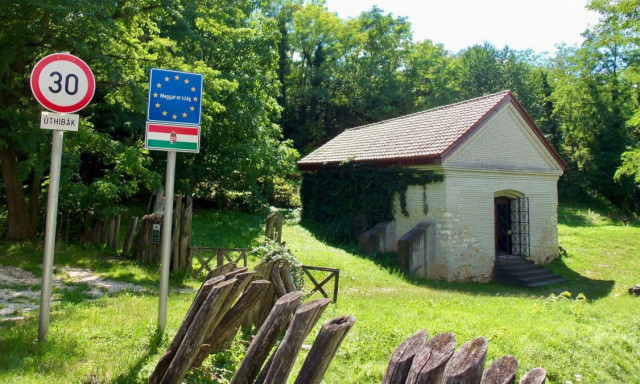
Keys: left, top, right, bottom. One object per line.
{"left": 190, "top": 247, "right": 248, "bottom": 277}
{"left": 302, "top": 265, "right": 340, "bottom": 303}
{"left": 149, "top": 261, "right": 548, "bottom": 384}
{"left": 129, "top": 195, "right": 193, "bottom": 271}
{"left": 383, "top": 330, "right": 547, "bottom": 384}
{"left": 149, "top": 262, "right": 355, "bottom": 384}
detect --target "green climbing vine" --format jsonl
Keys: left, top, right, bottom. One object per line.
{"left": 300, "top": 162, "right": 443, "bottom": 242}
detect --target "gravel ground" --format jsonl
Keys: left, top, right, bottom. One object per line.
{"left": 0, "top": 265, "right": 147, "bottom": 321}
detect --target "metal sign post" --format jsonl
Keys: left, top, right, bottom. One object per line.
{"left": 158, "top": 151, "right": 176, "bottom": 331}
{"left": 30, "top": 52, "right": 95, "bottom": 342}
{"left": 145, "top": 68, "right": 203, "bottom": 331}
{"left": 38, "top": 130, "right": 64, "bottom": 341}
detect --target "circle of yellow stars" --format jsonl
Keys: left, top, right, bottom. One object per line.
{"left": 151, "top": 73, "right": 200, "bottom": 121}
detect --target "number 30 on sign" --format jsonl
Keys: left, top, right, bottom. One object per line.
{"left": 30, "top": 53, "right": 95, "bottom": 113}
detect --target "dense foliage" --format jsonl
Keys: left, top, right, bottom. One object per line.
{"left": 301, "top": 163, "right": 443, "bottom": 242}
{"left": 1, "top": 0, "right": 639, "bottom": 240}
{"left": 0, "top": 0, "right": 297, "bottom": 240}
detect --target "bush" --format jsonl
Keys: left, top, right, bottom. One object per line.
{"left": 250, "top": 239, "right": 304, "bottom": 289}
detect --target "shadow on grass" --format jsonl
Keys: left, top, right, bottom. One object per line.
{"left": 301, "top": 218, "right": 615, "bottom": 301}
{"left": 112, "top": 328, "right": 164, "bottom": 384}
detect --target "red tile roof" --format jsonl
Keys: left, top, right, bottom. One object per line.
{"left": 297, "top": 90, "right": 565, "bottom": 171}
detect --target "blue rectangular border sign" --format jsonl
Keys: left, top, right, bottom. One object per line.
{"left": 147, "top": 68, "right": 203, "bottom": 126}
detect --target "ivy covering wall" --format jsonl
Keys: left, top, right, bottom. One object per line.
{"left": 300, "top": 163, "right": 444, "bottom": 242}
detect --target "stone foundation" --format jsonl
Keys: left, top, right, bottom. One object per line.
{"left": 428, "top": 209, "right": 491, "bottom": 282}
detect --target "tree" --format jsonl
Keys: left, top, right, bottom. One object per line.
{"left": 403, "top": 39, "right": 457, "bottom": 110}
{"left": 0, "top": 0, "right": 299, "bottom": 240}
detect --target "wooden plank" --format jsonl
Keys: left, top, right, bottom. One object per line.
{"left": 270, "top": 262, "right": 287, "bottom": 297}
{"left": 148, "top": 276, "right": 224, "bottom": 384}
{"left": 519, "top": 368, "right": 546, "bottom": 384}
{"left": 122, "top": 216, "right": 138, "bottom": 258}
{"left": 265, "top": 212, "right": 275, "bottom": 240}
{"left": 201, "top": 271, "right": 254, "bottom": 342}
{"left": 303, "top": 268, "right": 329, "bottom": 298}
{"left": 257, "top": 298, "right": 332, "bottom": 384}
{"left": 443, "top": 337, "right": 488, "bottom": 384}
{"left": 294, "top": 315, "right": 357, "bottom": 384}
{"left": 204, "top": 262, "right": 237, "bottom": 281}
{"left": 160, "top": 278, "right": 236, "bottom": 384}
{"left": 280, "top": 261, "right": 297, "bottom": 292}
{"left": 179, "top": 195, "right": 193, "bottom": 271}
{"left": 482, "top": 355, "right": 518, "bottom": 384}
{"left": 190, "top": 280, "right": 271, "bottom": 369}
{"left": 171, "top": 194, "right": 182, "bottom": 271}
{"left": 382, "top": 330, "right": 428, "bottom": 384}
{"left": 230, "top": 291, "right": 304, "bottom": 384}
{"left": 406, "top": 332, "right": 457, "bottom": 384}
{"left": 111, "top": 214, "right": 121, "bottom": 251}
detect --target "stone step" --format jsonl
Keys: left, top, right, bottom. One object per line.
{"left": 526, "top": 276, "right": 569, "bottom": 288}
{"left": 500, "top": 263, "right": 539, "bottom": 273}
{"left": 511, "top": 268, "right": 554, "bottom": 279}
{"left": 493, "top": 257, "right": 568, "bottom": 288}
{"left": 519, "top": 271, "right": 563, "bottom": 284}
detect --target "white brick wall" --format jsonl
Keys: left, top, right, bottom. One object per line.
{"left": 393, "top": 102, "right": 563, "bottom": 281}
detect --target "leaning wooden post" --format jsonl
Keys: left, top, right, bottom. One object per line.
{"left": 190, "top": 280, "right": 271, "bottom": 369}
{"left": 265, "top": 212, "right": 275, "bottom": 240}
{"left": 231, "top": 291, "right": 303, "bottom": 384}
{"left": 122, "top": 216, "right": 139, "bottom": 258}
{"left": 257, "top": 298, "right": 332, "bottom": 384}
{"left": 148, "top": 276, "right": 225, "bottom": 384}
{"left": 270, "top": 262, "right": 288, "bottom": 297}
{"left": 482, "top": 355, "right": 517, "bottom": 384}
{"left": 280, "top": 261, "right": 297, "bottom": 292}
{"left": 382, "top": 330, "right": 428, "bottom": 384}
{"left": 159, "top": 278, "right": 236, "bottom": 384}
{"left": 443, "top": 337, "right": 488, "bottom": 384}
{"left": 406, "top": 332, "right": 457, "bottom": 384}
{"left": 274, "top": 211, "right": 283, "bottom": 243}
{"left": 519, "top": 368, "right": 546, "bottom": 384}
{"left": 294, "top": 315, "right": 357, "bottom": 384}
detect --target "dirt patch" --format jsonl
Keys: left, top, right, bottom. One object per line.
{"left": 0, "top": 265, "right": 147, "bottom": 321}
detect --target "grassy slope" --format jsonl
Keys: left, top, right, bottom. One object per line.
{"left": 0, "top": 205, "right": 638, "bottom": 383}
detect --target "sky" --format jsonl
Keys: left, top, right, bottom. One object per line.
{"left": 323, "top": 0, "right": 601, "bottom": 54}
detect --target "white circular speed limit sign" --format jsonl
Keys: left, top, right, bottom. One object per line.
{"left": 30, "top": 52, "right": 95, "bottom": 113}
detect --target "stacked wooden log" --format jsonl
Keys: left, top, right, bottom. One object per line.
{"left": 243, "top": 259, "right": 301, "bottom": 328}
{"left": 628, "top": 284, "right": 640, "bottom": 296}
{"left": 129, "top": 194, "right": 193, "bottom": 271}
{"left": 149, "top": 262, "right": 356, "bottom": 384}
{"left": 383, "top": 331, "right": 547, "bottom": 384}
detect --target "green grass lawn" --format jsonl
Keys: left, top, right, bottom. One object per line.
{"left": 0, "top": 205, "right": 639, "bottom": 383}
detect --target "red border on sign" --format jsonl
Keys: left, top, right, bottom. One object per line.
{"left": 30, "top": 53, "right": 95, "bottom": 113}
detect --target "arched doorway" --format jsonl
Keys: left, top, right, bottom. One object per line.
{"left": 494, "top": 191, "right": 530, "bottom": 259}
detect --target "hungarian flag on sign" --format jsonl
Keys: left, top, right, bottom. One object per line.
{"left": 146, "top": 123, "right": 199, "bottom": 152}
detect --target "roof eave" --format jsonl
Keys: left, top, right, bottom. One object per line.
{"left": 297, "top": 156, "right": 442, "bottom": 171}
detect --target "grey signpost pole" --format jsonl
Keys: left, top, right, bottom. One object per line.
{"left": 31, "top": 53, "right": 95, "bottom": 342}
{"left": 38, "top": 130, "right": 64, "bottom": 342}
{"left": 158, "top": 150, "right": 176, "bottom": 331}
{"left": 145, "top": 67, "right": 202, "bottom": 332}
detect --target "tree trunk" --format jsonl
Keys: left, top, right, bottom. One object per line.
{"left": 0, "top": 146, "right": 36, "bottom": 240}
